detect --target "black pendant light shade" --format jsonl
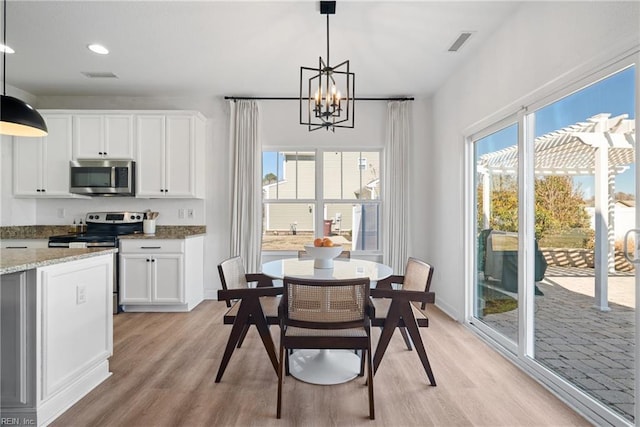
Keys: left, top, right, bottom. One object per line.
{"left": 1, "top": 0, "right": 47, "bottom": 137}
{"left": 0, "top": 95, "right": 48, "bottom": 137}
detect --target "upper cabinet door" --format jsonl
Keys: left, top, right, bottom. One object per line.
{"left": 104, "top": 115, "right": 134, "bottom": 159}
{"left": 73, "top": 114, "right": 134, "bottom": 159}
{"left": 14, "top": 114, "right": 73, "bottom": 197}
{"left": 164, "top": 115, "right": 195, "bottom": 197}
{"left": 42, "top": 115, "right": 73, "bottom": 196}
{"left": 73, "top": 115, "right": 103, "bottom": 159}
{"left": 136, "top": 115, "right": 166, "bottom": 197}
{"left": 13, "top": 135, "right": 44, "bottom": 196}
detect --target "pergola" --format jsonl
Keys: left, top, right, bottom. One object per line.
{"left": 478, "top": 113, "right": 636, "bottom": 311}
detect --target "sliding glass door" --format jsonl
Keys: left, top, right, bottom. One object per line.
{"left": 470, "top": 63, "right": 637, "bottom": 424}
{"left": 473, "top": 122, "right": 520, "bottom": 346}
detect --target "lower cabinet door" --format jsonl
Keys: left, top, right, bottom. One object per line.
{"left": 152, "top": 254, "right": 184, "bottom": 303}
{"left": 120, "top": 255, "right": 152, "bottom": 303}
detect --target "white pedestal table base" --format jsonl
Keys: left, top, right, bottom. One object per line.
{"left": 288, "top": 349, "right": 361, "bottom": 385}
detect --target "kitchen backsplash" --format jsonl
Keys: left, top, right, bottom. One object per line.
{"left": 35, "top": 198, "right": 206, "bottom": 226}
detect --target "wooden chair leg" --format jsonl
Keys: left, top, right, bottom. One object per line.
{"left": 367, "top": 345, "right": 375, "bottom": 420}
{"left": 215, "top": 298, "right": 279, "bottom": 383}
{"left": 215, "top": 303, "right": 253, "bottom": 382}
{"left": 400, "top": 304, "right": 436, "bottom": 386}
{"left": 252, "top": 302, "right": 279, "bottom": 374}
{"left": 372, "top": 302, "right": 402, "bottom": 374}
{"left": 398, "top": 326, "right": 413, "bottom": 350}
{"left": 277, "top": 342, "right": 285, "bottom": 419}
{"left": 237, "top": 323, "right": 250, "bottom": 348}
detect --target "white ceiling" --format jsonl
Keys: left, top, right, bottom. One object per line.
{"left": 2, "top": 1, "right": 521, "bottom": 99}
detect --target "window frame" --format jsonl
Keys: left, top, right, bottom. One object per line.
{"left": 262, "top": 147, "right": 384, "bottom": 255}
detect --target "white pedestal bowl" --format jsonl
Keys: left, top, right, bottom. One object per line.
{"left": 303, "top": 244, "right": 343, "bottom": 269}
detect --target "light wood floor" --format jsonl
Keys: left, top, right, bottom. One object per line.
{"left": 52, "top": 300, "right": 589, "bottom": 426}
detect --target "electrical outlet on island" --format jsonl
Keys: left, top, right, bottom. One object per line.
{"left": 187, "top": 209, "right": 194, "bottom": 219}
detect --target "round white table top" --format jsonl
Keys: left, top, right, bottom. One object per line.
{"left": 261, "top": 258, "right": 392, "bottom": 282}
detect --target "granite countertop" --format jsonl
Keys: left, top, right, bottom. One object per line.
{"left": 0, "top": 225, "right": 206, "bottom": 240}
{"left": 118, "top": 226, "right": 206, "bottom": 240}
{"left": 0, "top": 248, "right": 118, "bottom": 275}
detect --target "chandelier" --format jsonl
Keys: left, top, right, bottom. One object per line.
{"left": 299, "top": 1, "right": 354, "bottom": 132}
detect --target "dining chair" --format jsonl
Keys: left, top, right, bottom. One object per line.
{"left": 370, "top": 257, "right": 436, "bottom": 386}
{"left": 215, "top": 256, "right": 282, "bottom": 383}
{"left": 276, "top": 276, "right": 375, "bottom": 420}
{"left": 297, "top": 249, "right": 351, "bottom": 259}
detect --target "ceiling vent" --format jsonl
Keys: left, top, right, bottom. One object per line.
{"left": 81, "top": 71, "right": 118, "bottom": 79}
{"left": 448, "top": 32, "right": 473, "bottom": 52}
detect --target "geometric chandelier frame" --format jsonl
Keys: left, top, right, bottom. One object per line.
{"left": 300, "top": 0, "right": 355, "bottom": 131}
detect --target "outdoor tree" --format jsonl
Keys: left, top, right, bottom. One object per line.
{"left": 263, "top": 173, "right": 277, "bottom": 185}
{"left": 534, "top": 176, "right": 590, "bottom": 239}
{"left": 477, "top": 175, "right": 590, "bottom": 241}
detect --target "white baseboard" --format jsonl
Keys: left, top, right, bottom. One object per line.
{"left": 38, "top": 361, "right": 111, "bottom": 427}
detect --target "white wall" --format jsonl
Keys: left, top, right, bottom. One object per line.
{"left": 428, "top": 1, "right": 640, "bottom": 320}
{"left": 3, "top": 95, "right": 431, "bottom": 298}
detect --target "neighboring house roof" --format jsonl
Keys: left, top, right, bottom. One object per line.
{"left": 616, "top": 199, "right": 635, "bottom": 208}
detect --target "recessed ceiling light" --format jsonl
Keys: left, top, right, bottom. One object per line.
{"left": 0, "top": 43, "right": 15, "bottom": 54}
{"left": 87, "top": 44, "right": 109, "bottom": 55}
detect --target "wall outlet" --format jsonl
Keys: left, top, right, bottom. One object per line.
{"left": 187, "top": 209, "right": 194, "bottom": 219}
{"left": 57, "top": 208, "right": 66, "bottom": 218}
{"left": 76, "top": 284, "right": 87, "bottom": 305}
{"left": 178, "top": 208, "right": 185, "bottom": 219}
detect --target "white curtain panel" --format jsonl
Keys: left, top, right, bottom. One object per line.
{"left": 230, "top": 100, "right": 262, "bottom": 272}
{"left": 383, "top": 101, "right": 410, "bottom": 273}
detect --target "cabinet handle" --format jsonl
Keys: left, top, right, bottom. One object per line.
{"left": 141, "top": 246, "right": 161, "bottom": 249}
{"left": 151, "top": 259, "right": 156, "bottom": 262}
{"left": 6, "top": 246, "right": 28, "bottom": 249}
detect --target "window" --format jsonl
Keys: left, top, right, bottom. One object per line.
{"left": 262, "top": 150, "right": 382, "bottom": 251}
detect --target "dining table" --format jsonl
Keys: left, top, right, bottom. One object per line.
{"left": 261, "top": 257, "right": 392, "bottom": 385}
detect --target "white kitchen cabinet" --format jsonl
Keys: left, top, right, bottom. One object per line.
{"left": 13, "top": 114, "right": 75, "bottom": 197}
{"left": 72, "top": 114, "right": 134, "bottom": 159}
{"left": 0, "top": 253, "right": 113, "bottom": 426}
{"left": 135, "top": 113, "right": 205, "bottom": 198}
{"left": 119, "top": 237, "right": 203, "bottom": 311}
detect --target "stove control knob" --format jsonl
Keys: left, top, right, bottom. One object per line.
{"left": 130, "top": 215, "right": 135, "bottom": 220}
{"left": 136, "top": 215, "right": 142, "bottom": 220}
{"left": 88, "top": 215, "right": 93, "bottom": 220}
{"left": 94, "top": 215, "right": 100, "bottom": 220}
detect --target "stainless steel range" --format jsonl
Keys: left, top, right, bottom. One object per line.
{"left": 48, "top": 211, "right": 146, "bottom": 313}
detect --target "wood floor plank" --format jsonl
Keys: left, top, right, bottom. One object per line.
{"left": 51, "top": 300, "right": 589, "bottom": 426}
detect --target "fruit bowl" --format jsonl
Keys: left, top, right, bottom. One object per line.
{"left": 304, "top": 244, "right": 343, "bottom": 269}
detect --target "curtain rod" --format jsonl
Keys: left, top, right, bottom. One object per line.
{"left": 224, "top": 96, "right": 414, "bottom": 101}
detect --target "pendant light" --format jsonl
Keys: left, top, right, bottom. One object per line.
{"left": 299, "top": 0, "right": 355, "bottom": 132}
{"left": 0, "top": 0, "right": 47, "bottom": 137}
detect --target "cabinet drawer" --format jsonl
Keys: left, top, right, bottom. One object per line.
{"left": 119, "top": 239, "right": 184, "bottom": 254}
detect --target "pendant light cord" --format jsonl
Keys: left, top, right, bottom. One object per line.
{"left": 326, "top": 14, "right": 330, "bottom": 68}
{"left": 2, "top": 0, "right": 6, "bottom": 96}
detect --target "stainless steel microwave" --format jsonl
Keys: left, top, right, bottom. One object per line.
{"left": 69, "top": 160, "right": 135, "bottom": 196}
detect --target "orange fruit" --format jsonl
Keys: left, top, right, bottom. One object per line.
{"left": 322, "top": 238, "right": 334, "bottom": 247}
{"left": 314, "top": 238, "right": 324, "bottom": 247}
